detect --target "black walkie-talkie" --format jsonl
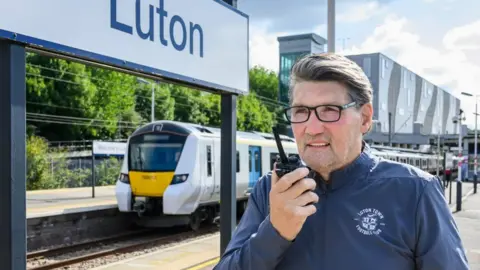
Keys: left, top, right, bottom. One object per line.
{"left": 272, "top": 126, "right": 307, "bottom": 178}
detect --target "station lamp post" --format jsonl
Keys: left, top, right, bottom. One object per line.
{"left": 461, "top": 91, "right": 478, "bottom": 193}
{"left": 137, "top": 78, "right": 155, "bottom": 122}
{"left": 327, "top": 0, "right": 335, "bottom": 52}
{"left": 453, "top": 109, "right": 466, "bottom": 211}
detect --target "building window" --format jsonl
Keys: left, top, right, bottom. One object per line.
{"left": 381, "top": 58, "right": 386, "bottom": 78}
{"left": 403, "top": 70, "right": 408, "bottom": 87}
{"left": 407, "top": 88, "right": 411, "bottom": 106}
{"left": 278, "top": 52, "right": 308, "bottom": 104}
{"left": 363, "top": 57, "right": 371, "bottom": 78}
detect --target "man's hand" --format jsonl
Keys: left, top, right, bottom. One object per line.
{"left": 269, "top": 165, "right": 318, "bottom": 241}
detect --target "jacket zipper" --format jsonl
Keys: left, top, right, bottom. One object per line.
{"left": 322, "top": 182, "right": 331, "bottom": 269}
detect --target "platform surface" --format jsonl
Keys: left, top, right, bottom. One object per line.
{"left": 92, "top": 234, "right": 220, "bottom": 270}
{"left": 453, "top": 190, "right": 480, "bottom": 269}
{"left": 27, "top": 185, "right": 117, "bottom": 218}
{"left": 91, "top": 182, "right": 479, "bottom": 270}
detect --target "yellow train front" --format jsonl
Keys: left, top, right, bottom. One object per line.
{"left": 114, "top": 120, "right": 254, "bottom": 230}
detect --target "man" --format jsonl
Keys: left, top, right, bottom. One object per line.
{"left": 213, "top": 53, "right": 469, "bottom": 269}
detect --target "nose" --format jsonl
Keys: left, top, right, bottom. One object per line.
{"left": 304, "top": 112, "right": 326, "bottom": 135}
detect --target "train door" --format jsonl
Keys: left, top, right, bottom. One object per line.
{"left": 249, "top": 146, "right": 262, "bottom": 189}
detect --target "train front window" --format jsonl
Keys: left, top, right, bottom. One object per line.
{"left": 128, "top": 133, "right": 186, "bottom": 172}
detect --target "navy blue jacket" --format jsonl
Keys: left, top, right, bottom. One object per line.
{"left": 214, "top": 144, "right": 469, "bottom": 269}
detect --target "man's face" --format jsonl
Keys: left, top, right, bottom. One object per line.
{"left": 290, "top": 80, "right": 371, "bottom": 176}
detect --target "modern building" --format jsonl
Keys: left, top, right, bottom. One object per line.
{"left": 277, "top": 33, "right": 328, "bottom": 105}
{"left": 347, "top": 53, "right": 461, "bottom": 146}
{"left": 277, "top": 33, "right": 464, "bottom": 149}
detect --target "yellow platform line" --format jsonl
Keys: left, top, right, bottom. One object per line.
{"left": 185, "top": 257, "right": 220, "bottom": 270}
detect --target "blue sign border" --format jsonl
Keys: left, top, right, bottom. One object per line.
{"left": 0, "top": 0, "right": 249, "bottom": 95}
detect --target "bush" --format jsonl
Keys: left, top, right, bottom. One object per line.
{"left": 26, "top": 135, "right": 56, "bottom": 190}
{"left": 27, "top": 134, "right": 122, "bottom": 191}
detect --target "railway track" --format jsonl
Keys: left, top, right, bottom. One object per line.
{"left": 27, "top": 225, "right": 218, "bottom": 270}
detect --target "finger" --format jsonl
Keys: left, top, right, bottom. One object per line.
{"left": 293, "top": 204, "right": 317, "bottom": 217}
{"left": 273, "top": 167, "right": 310, "bottom": 193}
{"left": 293, "top": 191, "right": 319, "bottom": 206}
{"left": 283, "top": 178, "right": 316, "bottom": 199}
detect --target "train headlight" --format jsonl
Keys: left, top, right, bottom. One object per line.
{"left": 118, "top": 173, "right": 129, "bottom": 184}
{"left": 171, "top": 174, "right": 189, "bottom": 185}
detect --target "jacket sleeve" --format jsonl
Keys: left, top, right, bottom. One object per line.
{"left": 213, "top": 174, "right": 293, "bottom": 270}
{"left": 414, "top": 176, "right": 469, "bottom": 269}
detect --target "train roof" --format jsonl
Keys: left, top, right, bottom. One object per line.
{"left": 130, "top": 120, "right": 296, "bottom": 143}
{"left": 130, "top": 120, "right": 448, "bottom": 157}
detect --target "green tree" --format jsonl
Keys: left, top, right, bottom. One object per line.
{"left": 26, "top": 54, "right": 98, "bottom": 141}
{"left": 171, "top": 85, "right": 211, "bottom": 125}
{"left": 26, "top": 53, "right": 142, "bottom": 141}
{"left": 237, "top": 92, "right": 275, "bottom": 132}
{"left": 87, "top": 66, "right": 143, "bottom": 139}
{"left": 249, "top": 65, "right": 279, "bottom": 102}
{"left": 135, "top": 82, "right": 175, "bottom": 123}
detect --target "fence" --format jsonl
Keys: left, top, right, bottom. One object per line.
{"left": 27, "top": 143, "right": 123, "bottom": 191}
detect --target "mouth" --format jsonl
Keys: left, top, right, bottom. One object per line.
{"left": 306, "top": 142, "right": 330, "bottom": 148}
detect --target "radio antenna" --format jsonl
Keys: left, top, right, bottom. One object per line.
{"left": 272, "top": 126, "right": 288, "bottom": 164}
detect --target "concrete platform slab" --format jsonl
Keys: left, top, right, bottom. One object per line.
{"left": 27, "top": 186, "right": 117, "bottom": 218}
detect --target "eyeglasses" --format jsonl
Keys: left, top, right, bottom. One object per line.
{"left": 284, "top": 101, "right": 357, "bottom": 123}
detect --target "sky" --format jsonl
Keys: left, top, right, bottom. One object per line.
{"left": 235, "top": 0, "right": 480, "bottom": 129}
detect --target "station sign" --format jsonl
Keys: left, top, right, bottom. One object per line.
{"left": 92, "top": 141, "right": 127, "bottom": 156}
{"left": 0, "top": 0, "right": 249, "bottom": 95}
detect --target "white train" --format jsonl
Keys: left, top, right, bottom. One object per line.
{"left": 115, "top": 120, "right": 451, "bottom": 230}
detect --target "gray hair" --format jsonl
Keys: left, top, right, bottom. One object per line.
{"left": 288, "top": 53, "right": 373, "bottom": 108}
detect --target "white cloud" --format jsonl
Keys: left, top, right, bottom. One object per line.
{"left": 337, "top": 1, "right": 389, "bottom": 23}
{"left": 444, "top": 20, "right": 480, "bottom": 50}
{"left": 248, "top": 20, "right": 287, "bottom": 73}
{"left": 341, "top": 14, "right": 480, "bottom": 128}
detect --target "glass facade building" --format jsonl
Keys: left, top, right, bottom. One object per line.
{"left": 277, "top": 34, "right": 327, "bottom": 105}
{"left": 278, "top": 52, "right": 309, "bottom": 104}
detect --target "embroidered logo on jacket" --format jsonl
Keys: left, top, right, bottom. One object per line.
{"left": 354, "top": 208, "right": 386, "bottom": 236}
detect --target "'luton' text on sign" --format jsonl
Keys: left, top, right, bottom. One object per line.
{"left": 111, "top": 0, "right": 204, "bottom": 58}
{"left": 0, "top": 0, "right": 249, "bottom": 94}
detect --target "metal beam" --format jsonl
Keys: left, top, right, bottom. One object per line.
{"left": 220, "top": 93, "right": 237, "bottom": 255}
{"left": 220, "top": 0, "right": 238, "bottom": 256}
{"left": 0, "top": 40, "right": 27, "bottom": 270}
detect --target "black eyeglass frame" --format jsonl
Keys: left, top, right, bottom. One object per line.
{"left": 284, "top": 101, "right": 357, "bottom": 123}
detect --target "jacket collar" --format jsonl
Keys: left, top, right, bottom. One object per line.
{"left": 308, "top": 141, "right": 378, "bottom": 192}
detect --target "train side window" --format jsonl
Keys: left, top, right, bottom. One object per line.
{"left": 270, "top": 153, "right": 279, "bottom": 170}
{"left": 207, "top": 146, "right": 212, "bottom": 176}
{"left": 255, "top": 151, "right": 262, "bottom": 173}
{"left": 236, "top": 151, "right": 240, "bottom": 173}
{"left": 249, "top": 150, "right": 252, "bottom": 172}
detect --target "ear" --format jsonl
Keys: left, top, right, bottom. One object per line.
{"left": 360, "top": 103, "right": 374, "bottom": 134}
